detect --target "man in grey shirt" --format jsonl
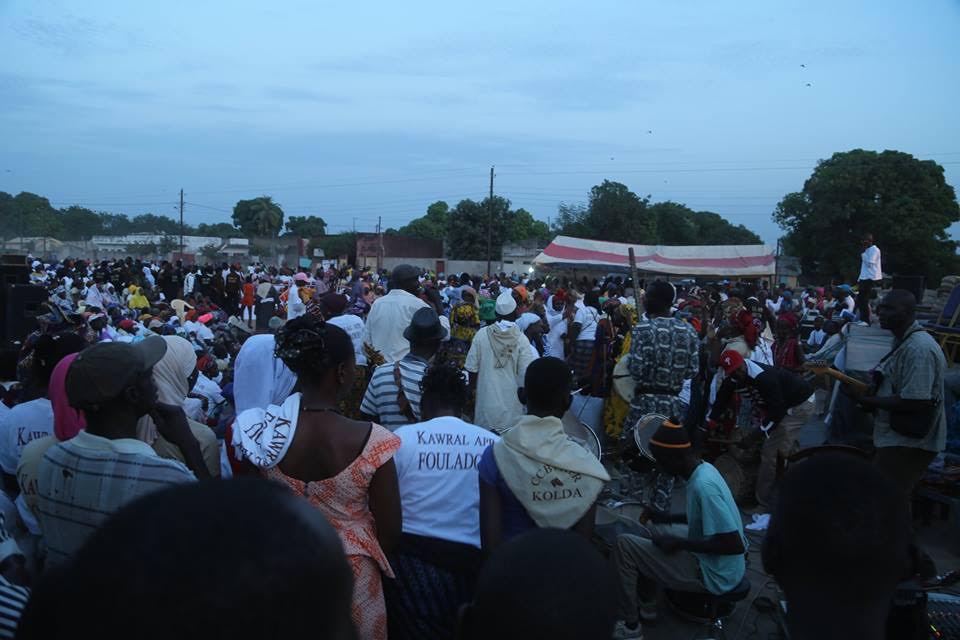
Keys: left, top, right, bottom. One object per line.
{"left": 849, "top": 290, "right": 946, "bottom": 496}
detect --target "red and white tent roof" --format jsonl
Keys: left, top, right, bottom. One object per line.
{"left": 533, "top": 236, "right": 776, "bottom": 277}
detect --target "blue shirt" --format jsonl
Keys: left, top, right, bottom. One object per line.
{"left": 685, "top": 462, "right": 746, "bottom": 594}
{"left": 478, "top": 446, "right": 536, "bottom": 541}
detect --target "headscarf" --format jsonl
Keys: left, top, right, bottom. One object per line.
{"left": 136, "top": 336, "right": 197, "bottom": 444}
{"left": 50, "top": 353, "right": 86, "bottom": 440}
{"left": 232, "top": 334, "right": 297, "bottom": 413}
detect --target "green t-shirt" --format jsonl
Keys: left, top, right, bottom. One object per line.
{"left": 479, "top": 298, "right": 496, "bottom": 322}
{"left": 685, "top": 462, "right": 746, "bottom": 595}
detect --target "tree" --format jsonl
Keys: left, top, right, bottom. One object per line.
{"left": 199, "top": 243, "right": 221, "bottom": 261}
{"left": 650, "top": 202, "right": 761, "bottom": 245}
{"left": 505, "top": 208, "right": 551, "bottom": 244}
{"left": 398, "top": 201, "right": 450, "bottom": 240}
{"left": 551, "top": 181, "right": 656, "bottom": 243}
{"left": 125, "top": 241, "right": 157, "bottom": 257}
{"left": 310, "top": 233, "right": 357, "bottom": 264}
{"left": 774, "top": 149, "right": 960, "bottom": 282}
{"left": 158, "top": 235, "right": 178, "bottom": 257}
{"left": 196, "top": 222, "right": 242, "bottom": 238}
{"left": 60, "top": 205, "right": 104, "bottom": 240}
{"left": 447, "top": 196, "right": 512, "bottom": 261}
{"left": 232, "top": 196, "right": 285, "bottom": 238}
{"left": 13, "top": 192, "right": 61, "bottom": 238}
{"left": 99, "top": 212, "right": 134, "bottom": 236}
{"left": 0, "top": 192, "right": 17, "bottom": 238}
{"left": 285, "top": 215, "right": 328, "bottom": 238}
{"left": 130, "top": 213, "right": 181, "bottom": 235}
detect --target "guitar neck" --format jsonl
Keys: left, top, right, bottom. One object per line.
{"left": 807, "top": 366, "right": 870, "bottom": 392}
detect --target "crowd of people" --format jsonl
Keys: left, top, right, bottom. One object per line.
{"left": 0, "top": 230, "right": 948, "bottom": 639}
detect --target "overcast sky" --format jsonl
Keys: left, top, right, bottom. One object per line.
{"left": 1, "top": 0, "right": 958, "bottom": 244}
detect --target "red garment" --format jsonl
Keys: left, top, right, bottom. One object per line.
{"left": 773, "top": 337, "right": 802, "bottom": 371}
{"left": 732, "top": 310, "right": 759, "bottom": 350}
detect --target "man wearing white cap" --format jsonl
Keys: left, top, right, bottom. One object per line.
{"left": 465, "top": 290, "right": 536, "bottom": 431}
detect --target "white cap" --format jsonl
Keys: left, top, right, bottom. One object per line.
{"left": 495, "top": 290, "right": 517, "bottom": 316}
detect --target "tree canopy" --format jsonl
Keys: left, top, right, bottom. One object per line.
{"left": 232, "top": 196, "right": 285, "bottom": 238}
{"left": 398, "top": 201, "right": 450, "bottom": 240}
{"left": 774, "top": 149, "right": 960, "bottom": 282}
{"left": 285, "top": 215, "right": 327, "bottom": 238}
{"left": 550, "top": 180, "right": 758, "bottom": 246}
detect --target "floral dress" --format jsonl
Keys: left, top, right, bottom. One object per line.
{"left": 266, "top": 424, "right": 400, "bottom": 640}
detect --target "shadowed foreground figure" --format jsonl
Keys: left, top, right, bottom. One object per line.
{"left": 457, "top": 528, "right": 617, "bottom": 640}
{"left": 17, "top": 479, "right": 357, "bottom": 640}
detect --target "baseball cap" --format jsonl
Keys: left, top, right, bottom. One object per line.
{"left": 495, "top": 291, "right": 517, "bottom": 316}
{"left": 719, "top": 349, "right": 745, "bottom": 375}
{"left": 66, "top": 336, "right": 167, "bottom": 410}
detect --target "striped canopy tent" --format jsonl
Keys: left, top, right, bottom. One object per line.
{"left": 533, "top": 235, "right": 776, "bottom": 277}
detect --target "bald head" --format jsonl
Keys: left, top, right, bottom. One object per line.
{"left": 877, "top": 289, "right": 917, "bottom": 336}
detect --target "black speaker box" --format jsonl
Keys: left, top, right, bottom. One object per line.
{"left": 3, "top": 285, "right": 48, "bottom": 342}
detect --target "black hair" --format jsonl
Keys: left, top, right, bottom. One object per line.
{"left": 461, "top": 529, "right": 616, "bottom": 640}
{"left": 17, "top": 479, "right": 356, "bottom": 640}
{"left": 30, "top": 332, "right": 87, "bottom": 388}
{"left": 762, "top": 453, "right": 910, "bottom": 603}
{"left": 584, "top": 289, "right": 601, "bottom": 311}
{"left": 644, "top": 280, "right": 675, "bottom": 314}
{"left": 420, "top": 361, "right": 468, "bottom": 414}
{"left": 274, "top": 314, "right": 354, "bottom": 380}
{"left": 523, "top": 357, "right": 571, "bottom": 408}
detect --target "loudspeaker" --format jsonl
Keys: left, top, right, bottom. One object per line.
{"left": 3, "top": 285, "right": 48, "bottom": 342}
{"left": 0, "top": 264, "right": 29, "bottom": 287}
{"left": 892, "top": 276, "right": 925, "bottom": 305}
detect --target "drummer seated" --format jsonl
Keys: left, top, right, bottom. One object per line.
{"left": 478, "top": 357, "right": 610, "bottom": 556}
{"left": 610, "top": 421, "right": 745, "bottom": 638}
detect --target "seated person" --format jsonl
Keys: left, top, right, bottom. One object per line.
{"left": 804, "top": 316, "right": 827, "bottom": 353}
{"left": 611, "top": 420, "right": 745, "bottom": 638}
{"left": 35, "top": 338, "right": 209, "bottom": 567}
{"left": 18, "top": 479, "right": 355, "bottom": 640}
{"left": 478, "top": 357, "right": 609, "bottom": 552}
{"left": 762, "top": 453, "right": 911, "bottom": 640}
{"left": 456, "top": 528, "right": 616, "bottom": 640}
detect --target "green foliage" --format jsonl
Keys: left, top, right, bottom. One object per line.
{"left": 447, "top": 197, "right": 511, "bottom": 261}
{"left": 199, "top": 243, "right": 221, "bottom": 261}
{"left": 158, "top": 235, "right": 178, "bottom": 256}
{"left": 310, "top": 233, "right": 357, "bottom": 263}
{"left": 124, "top": 241, "right": 158, "bottom": 257}
{"left": 285, "top": 215, "right": 328, "bottom": 238}
{"left": 60, "top": 205, "right": 104, "bottom": 240}
{"left": 505, "top": 208, "right": 551, "bottom": 244}
{"left": 399, "top": 201, "right": 450, "bottom": 240}
{"left": 196, "top": 222, "right": 241, "bottom": 238}
{"left": 774, "top": 149, "right": 960, "bottom": 282}
{"left": 650, "top": 202, "right": 761, "bottom": 245}
{"left": 232, "top": 196, "right": 285, "bottom": 238}
{"left": 551, "top": 181, "right": 758, "bottom": 247}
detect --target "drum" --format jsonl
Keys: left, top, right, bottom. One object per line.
{"left": 561, "top": 410, "right": 603, "bottom": 460}
{"left": 629, "top": 413, "right": 669, "bottom": 462}
{"left": 712, "top": 452, "right": 758, "bottom": 506}
{"left": 612, "top": 356, "right": 634, "bottom": 402}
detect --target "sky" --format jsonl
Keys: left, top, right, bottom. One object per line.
{"left": 1, "top": 0, "right": 959, "bottom": 244}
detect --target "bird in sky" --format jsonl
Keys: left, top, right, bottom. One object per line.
{"left": 800, "top": 64, "right": 806, "bottom": 68}
{"left": 805, "top": 82, "right": 812, "bottom": 87}
{"left": 647, "top": 130, "right": 652, "bottom": 134}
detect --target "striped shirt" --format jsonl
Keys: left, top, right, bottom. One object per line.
{"left": 359, "top": 354, "right": 429, "bottom": 430}
{"left": 0, "top": 575, "right": 28, "bottom": 639}
{"left": 36, "top": 431, "right": 195, "bottom": 567}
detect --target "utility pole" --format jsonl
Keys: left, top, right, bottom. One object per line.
{"left": 376, "top": 215, "right": 383, "bottom": 273}
{"left": 179, "top": 188, "right": 185, "bottom": 260}
{"left": 486, "top": 165, "right": 494, "bottom": 278}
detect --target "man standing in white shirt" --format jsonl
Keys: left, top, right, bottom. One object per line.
{"left": 363, "top": 264, "right": 429, "bottom": 362}
{"left": 465, "top": 291, "right": 535, "bottom": 431}
{"left": 857, "top": 233, "right": 882, "bottom": 324}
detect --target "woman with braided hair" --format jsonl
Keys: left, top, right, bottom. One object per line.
{"left": 384, "top": 362, "right": 498, "bottom": 640}
{"left": 231, "top": 314, "right": 401, "bottom": 640}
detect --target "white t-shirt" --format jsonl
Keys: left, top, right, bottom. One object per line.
{"left": 574, "top": 306, "right": 599, "bottom": 342}
{"left": 859, "top": 245, "right": 882, "bottom": 281}
{"left": 328, "top": 314, "right": 367, "bottom": 366}
{"left": 0, "top": 398, "right": 54, "bottom": 474}
{"left": 393, "top": 416, "right": 500, "bottom": 547}
{"left": 544, "top": 311, "right": 567, "bottom": 360}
